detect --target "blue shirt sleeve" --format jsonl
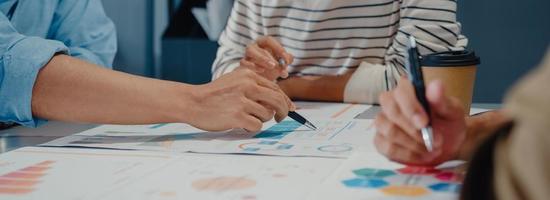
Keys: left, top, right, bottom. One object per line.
{"left": 0, "top": 13, "right": 69, "bottom": 127}
{"left": 49, "top": 0, "right": 117, "bottom": 68}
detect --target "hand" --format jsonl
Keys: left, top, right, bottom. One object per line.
{"left": 374, "top": 77, "right": 466, "bottom": 166}
{"left": 187, "top": 69, "right": 295, "bottom": 132}
{"left": 239, "top": 36, "right": 294, "bottom": 81}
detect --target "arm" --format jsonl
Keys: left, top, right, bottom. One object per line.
{"left": 32, "top": 55, "right": 192, "bottom": 125}
{"left": 278, "top": 72, "right": 353, "bottom": 102}
{"left": 50, "top": 0, "right": 117, "bottom": 67}
{"left": 32, "top": 55, "right": 293, "bottom": 132}
{"left": 344, "top": 0, "right": 467, "bottom": 103}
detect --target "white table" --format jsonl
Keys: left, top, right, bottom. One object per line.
{"left": 0, "top": 103, "right": 501, "bottom": 154}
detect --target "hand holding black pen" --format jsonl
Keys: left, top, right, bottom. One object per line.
{"left": 406, "top": 36, "right": 434, "bottom": 152}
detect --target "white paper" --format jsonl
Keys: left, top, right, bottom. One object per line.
{"left": 294, "top": 101, "right": 371, "bottom": 119}
{"left": 0, "top": 147, "right": 342, "bottom": 200}
{"left": 308, "top": 153, "right": 466, "bottom": 200}
{"left": 43, "top": 119, "right": 376, "bottom": 158}
{"left": 469, "top": 107, "right": 490, "bottom": 115}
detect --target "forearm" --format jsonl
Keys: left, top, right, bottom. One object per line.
{"left": 278, "top": 72, "right": 353, "bottom": 102}
{"left": 458, "top": 110, "right": 512, "bottom": 160}
{"left": 31, "top": 55, "right": 196, "bottom": 124}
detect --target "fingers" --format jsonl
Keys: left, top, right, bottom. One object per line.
{"left": 244, "top": 99, "right": 275, "bottom": 123}
{"left": 394, "top": 77, "right": 429, "bottom": 129}
{"left": 379, "top": 91, "right": 418, "bottom": 136}
{"left": 239, "top": 114, "right": 263, "bottom": 132}
{"left": 245, "top": 86, "right": 289, "bottom": 123}
{"left": 248, "top": 71, "right": 280, "bottom": 91}
{"left": 257, "top": 36, "right": 293, "bottom": 64}
{"left": 248, "top": 36, "right": 293, "bottom": 79}
{"left": 248, "top": 73, "right": 294, "bottom": 112}
{"left": 375, "top": 112, "right": 426, "bottom": 153}
{"left": 374, "top": 130, "right": 442, "bottom": 165}
{"left": 426, "top": 80, "right": 464, "bottom": 120}
{"left": 245, "top": 43, "right": 278, "bottom": 69}
{"left": 374, "top": 133, "right": 427, "bottom": 165}
{"left": 240, "top": 59, "right": 265, "bottom": 73}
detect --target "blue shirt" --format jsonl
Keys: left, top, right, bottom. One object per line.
{"left": 0, "top": 0, "right": 117, "bottom": 127}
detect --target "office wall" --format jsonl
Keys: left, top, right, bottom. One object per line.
{"left": 458, "top": 0, "right": 550, "bottom": 102}
{"left": 101, "top": 0, "right": 153, "bottom": 76}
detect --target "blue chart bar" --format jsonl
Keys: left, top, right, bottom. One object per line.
{"left": 253, "top": 121, "right": 302, "bottom": 139}
{"left": 149, "top": 124, "right": 168, "bottom": 129}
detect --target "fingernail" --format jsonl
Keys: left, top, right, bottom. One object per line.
{"left": 281, "top": 71, "right": 289, "bottom": 78}
{"left": 268, "top": 61, "right": 277, "bottom": 68}
{"left": 412, "top": 114, "right": 425, "bottom": 129}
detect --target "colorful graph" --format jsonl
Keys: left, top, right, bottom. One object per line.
{"left": 341, "top": 166, "right": 464, "bottom": 197}
{"left": 192, "top": 176, "right": 256, "bottom": 192}
{"left": 238, "top": 141, "right": 294, "bottom": 152}
{"left": 253, "top": 121, "right": 302, "bottom": 139}
{"left": 140, "top": 133, "right": 198, "bottom": 149}
{"left": 253, "top": 120, "right": 357, "bottom": 141}
{"left": 0, "top": 160, "right": 54, "bottom": 195}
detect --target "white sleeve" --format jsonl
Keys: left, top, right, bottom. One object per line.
{"left": 211, "top": 0, "right": 263, "bottom": 79}
{"left": 344, "top": 0, "right": 468, "bottom": 104}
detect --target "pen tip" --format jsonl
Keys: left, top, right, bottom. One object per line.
{"left": 421, "top": 127, "right": 434, "bottom": 152}
{"left": 305, "top": 122, "right": 317, "bottom": 130}
{"left": 278, "top": 58, "right": 286, "bottom": 66}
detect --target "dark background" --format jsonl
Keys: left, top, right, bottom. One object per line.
{"left": 102, "top": 0, "right": 550, "bottom": 103}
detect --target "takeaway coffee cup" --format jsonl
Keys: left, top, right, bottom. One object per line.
{"left": 420, "top": 51, "right": 480, "bottom": 115}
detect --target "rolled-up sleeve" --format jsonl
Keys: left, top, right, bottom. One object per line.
{"left": 344, "top": 0, "right": 467, "bottom": 103}
{"left": 0, "top": 14, "right": 68, "bottom": 127}
{"left": 50, "top": 0, "right": 117, "bottom": 68}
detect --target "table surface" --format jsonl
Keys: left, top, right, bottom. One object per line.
{"left": 0, "top": 103, "right": 501, "bottom": 154}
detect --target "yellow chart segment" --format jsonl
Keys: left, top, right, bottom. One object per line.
{"left": 380, "top": 185, "right": 429, "bottom": 197}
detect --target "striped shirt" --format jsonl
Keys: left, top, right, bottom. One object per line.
{"left": 212, "top": 0, "right": 467, "bottom": 95}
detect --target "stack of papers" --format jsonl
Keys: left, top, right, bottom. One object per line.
{"left": 1, "top": 102, "right": 480, "bottom": 199}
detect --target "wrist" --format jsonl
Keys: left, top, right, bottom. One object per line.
{"left": 170, "top": 83, "right": 202, "bottom": 124}
{"left": 456, "top": 116, "right": 482, "bottom": 160}
{"left": 457, "top": 110, "right": 511, "bottom": 160}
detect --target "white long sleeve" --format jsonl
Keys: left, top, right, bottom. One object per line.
{"left": 212, "top": 0, "right": 467, "bottom": 103}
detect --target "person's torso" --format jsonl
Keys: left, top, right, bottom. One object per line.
{"left": 246, "top": 0, "right": 400, "bottom": 75}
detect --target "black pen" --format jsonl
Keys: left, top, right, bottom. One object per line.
{"left": 278, "top": 58, "right": 317, "bottom": 130}
{"left": 288, "top": 111, "right": 317, "bottom": 130}
{"left": 406, "top": 36, "right": 434, "bottom": 152}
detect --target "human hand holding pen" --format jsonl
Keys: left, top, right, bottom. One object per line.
{"left": 239, "top": 36, "right": 294, "bottom": 81}
{"left": 374, "top": 77, "right": 467, "bottom": 166}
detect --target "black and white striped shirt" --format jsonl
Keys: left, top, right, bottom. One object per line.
{"left": 212, "top": 0, "right": 467, "bottom": 96}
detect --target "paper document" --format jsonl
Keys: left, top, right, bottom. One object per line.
{"left": 43, "top": 119, "right": 376, "bottom": 158}
{"left": 309, "top": 153, "right": 465, "bottom": 200}
{"left": 0, "top": 147, "right": 342, "bottom": 200}
{"left": 294, "top": 101, "right": 371, "bottom": 119}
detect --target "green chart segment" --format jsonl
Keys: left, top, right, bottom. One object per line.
{"left": 253, "top": 121, "right": 302, "bottom": 139}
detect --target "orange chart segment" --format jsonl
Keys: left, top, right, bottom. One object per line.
{"left": 381, "top": 185, "right": 429, "bottom": 197}
{"left": 0, "top": 160, "right": 54, "bottom": 195}
{"left": 331, "top": 104, "right": 357, "bottom": 119}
